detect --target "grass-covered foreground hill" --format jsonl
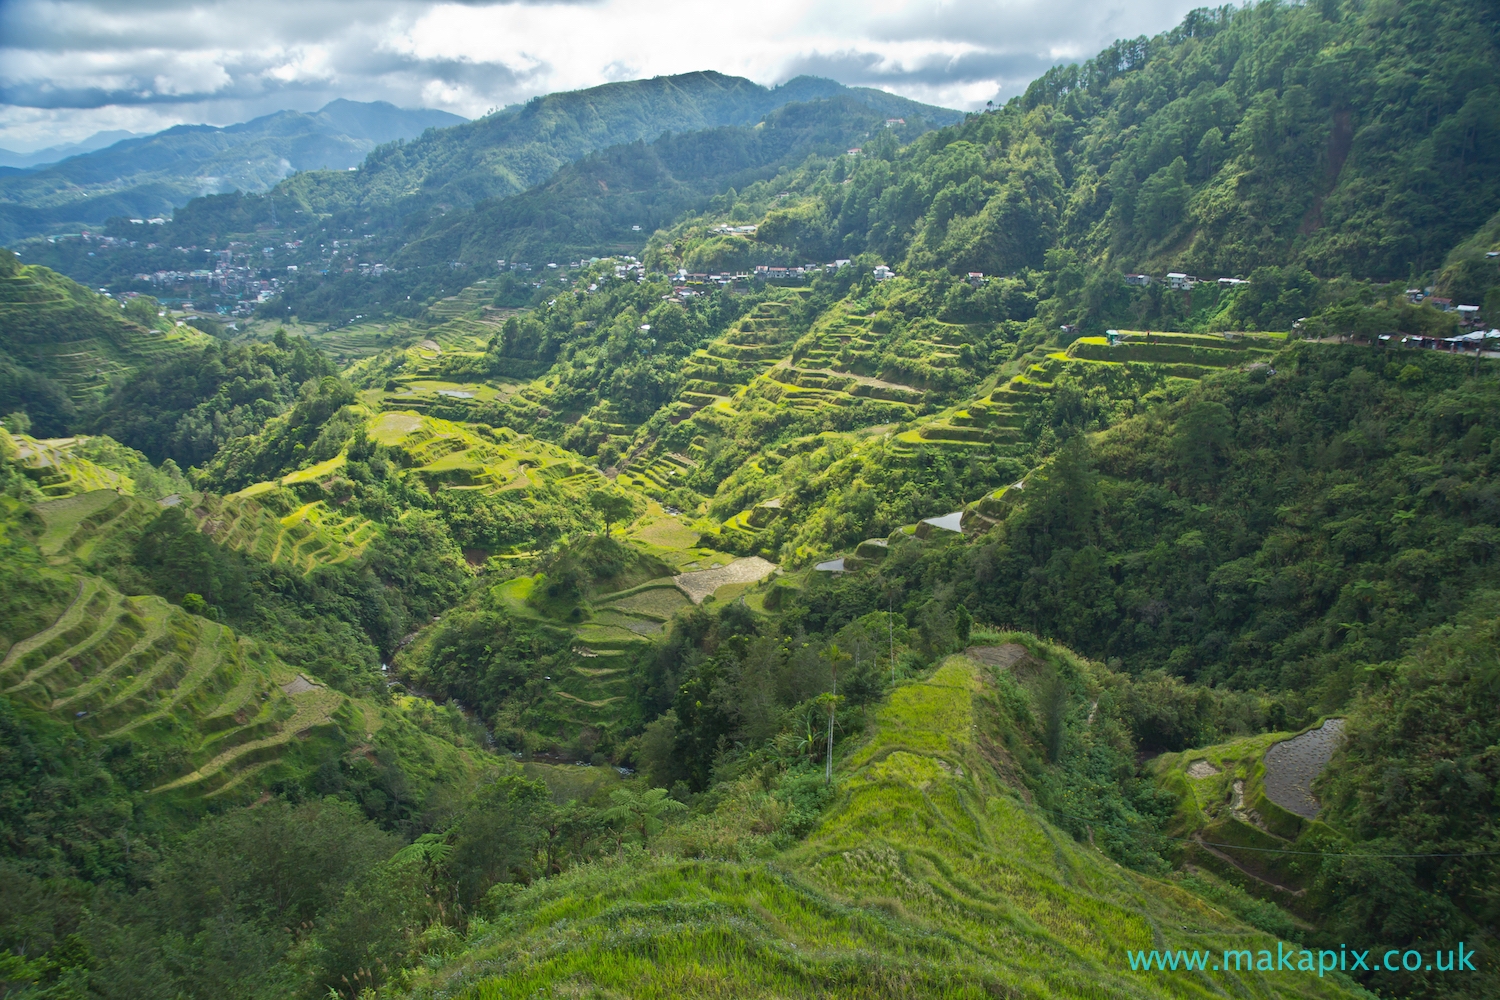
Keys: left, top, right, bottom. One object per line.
{"left": 399, "top": 651, "right": 1363, "bottom": 1000}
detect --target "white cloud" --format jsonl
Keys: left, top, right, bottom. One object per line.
{"left": 0, "top": 0, "right": 1201, "bottom": 151}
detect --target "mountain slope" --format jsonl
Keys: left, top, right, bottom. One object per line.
{"left": 647, "top": 0, "right": 1499, "bottom": 287}
{"left": 0, "top": 100, "right": 465, "bottom": 241}
{"left": 0, "top": 130, "right": 144, "bottom": 170}
{"left": 0, "top": 249, "right": 211, "bottom": 433}
{"left": 271, "top": 72, "right": 960, "bottom": 230}
{"left": 390, "top": 95, "right": 941, "bottom": 271}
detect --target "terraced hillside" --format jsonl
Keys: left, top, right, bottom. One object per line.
{"left": 0, "top": 487, "right": 494, "bottom": 811}
{"left": 194, "top": 489, "right": 377, "bottom": 574}
{"left": 29, "top": 488, "right": 160, "bottom": 564}
{"left": 1152, "top": 719, "right": 1350, "bottom": 906}
{"left": 11, "top": 435, "right": 130, "bottom": 497}
{"left": 398, "top": 651, "right": 1364, "bottom": 1000}
{"left": 470, "top": 518, "right": 765, "bottom": 735}
{"left": 904, "top": 331, "right": 1283, "bottom": 455}
{"left": 8, "top": 498, "right": 352, "bottom": 802}
{"left": 367, "top": 409, "right": 601, "bottom": 496}
{"left": 0, "top": 251, "right": 209, "bottom": 405}
{"left": 707, "top": 326, "right": 1295, "bottom": 562}
{"left": 618, "top": 295, "right": 931, "bottom": 498}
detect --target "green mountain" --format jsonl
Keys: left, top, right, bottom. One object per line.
{"left": 10, "top": 81, "right": 957, "bottom": 328}
{"left": 1, "top": 2, "right": 1499, "bottom": 999}
{"left": 270, "top": 73, "right": 959, "bottom": 230}
{"left": 0, "top": 101, "right": 465, "bottom": 242}
{"left": 395, "top": 95, "right": 939, "bottom": 268}
{"left": 643, "top": 1, "right": 1500, "bottom": 286}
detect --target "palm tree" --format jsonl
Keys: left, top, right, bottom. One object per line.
{"left": 602, "top": 786, "right": 687, "bottom": 850}
{"left": 820, "top": 643, "right": 851, "bottom": 784}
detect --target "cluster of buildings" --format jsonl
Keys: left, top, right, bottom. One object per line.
{"left": 134, "top": 257, "right": 283, "bottom": 311}
{"left": 1405, "top": 288, "right": 1487, "bottom": 325}
{"left": 1124, "top": 271, "right": 1249, "bottom": 290}
{"left": 661, "top": 260, "right": 862, "bottom": 298}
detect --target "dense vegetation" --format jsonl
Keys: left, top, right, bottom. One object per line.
{"left": 0, "top": 2, "right": 1498, "bottom": 998}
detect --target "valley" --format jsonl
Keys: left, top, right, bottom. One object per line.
{"left": 1, "top": 2, "right": 1498, "bottom": 998}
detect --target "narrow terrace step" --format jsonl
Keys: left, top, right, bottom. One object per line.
{"left": 153, "top": 685, "right": 344, "bottom": 795}
{"left": 100, "top": 622, "right": 234, "bottom": 737}
{"left": 59, "top": 604, "right": 198, "bottom": 716}
{"left": 5, "top": 597, "right": 141, "bottom": 698}
{"left": 1, "top": 577, "right": 100, "bottom": 672}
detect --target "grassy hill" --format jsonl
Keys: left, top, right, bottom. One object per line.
{"left": 397, "top": 650, "right": 1365, "bottom": 1000}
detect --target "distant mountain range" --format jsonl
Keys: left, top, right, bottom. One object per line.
{"left": 0, "top": 100, "right": 466, "bottom": 242}
{"left": 0, "top": 130, "right": 146, "bottom": 170}
{"left": 0, "top": 76, "right": 958, "bottom": 245}
{"left": 270, "top": 73, "right": 962, "bottom": 232}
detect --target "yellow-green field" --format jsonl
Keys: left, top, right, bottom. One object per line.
{"left": 9, "top": 434, "right": 131, "bottom": 497}
{"left": 196, "top": 492, "right": 377, "bottom": 574}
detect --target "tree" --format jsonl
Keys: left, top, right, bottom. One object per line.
{"left": 819, "top": 643, "right": 851, "bottom": 784}
{"left": 447, "top": 772, "right": 550, "bottom": 907}
{"left": 588, "top": 487, "right": 635, "bottom": 537}
{"left": 1133, "top": 157, "right": 1189, "bottom": 243}
{"left": 602, "top": 787, "right": 686, "bottom": 850}
{"left": 1194, "top": 127, "right": 1225, "bottom": 181}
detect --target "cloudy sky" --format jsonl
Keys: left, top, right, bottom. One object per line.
{"left": 0, "top": 0, "right": 1201, "bottom": 152}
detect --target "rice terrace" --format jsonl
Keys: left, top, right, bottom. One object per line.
{"left": 1, "top": 1, "right": 1498, "bottom": 998}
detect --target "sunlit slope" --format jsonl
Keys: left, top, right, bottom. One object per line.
{"left": 207, "top": 406, "right": 616, "bottom": 571}
{"left": 712, "top": 329, "right": 1290, "bottom": 560}
{"left": 901, "top": 331, "right": 1282, "bottom": 452}
{"left": 398, "top": 656, "right": 1365, "bottom": 999}
{"left": 196, "top": 489, "right": 377, "bottom": 574}
{"left": 3, "top": 492, "right": 491, "bottom": 806}
{"left": 10, "top": 434, "right": 131, "bottom": 497}
{"left": 367, "top": 410, "right": 599, "bottom": 493}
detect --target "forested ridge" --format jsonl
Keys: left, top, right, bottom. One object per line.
{"left": 1, "top": 2, "right": 1499, "bottom": 998}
